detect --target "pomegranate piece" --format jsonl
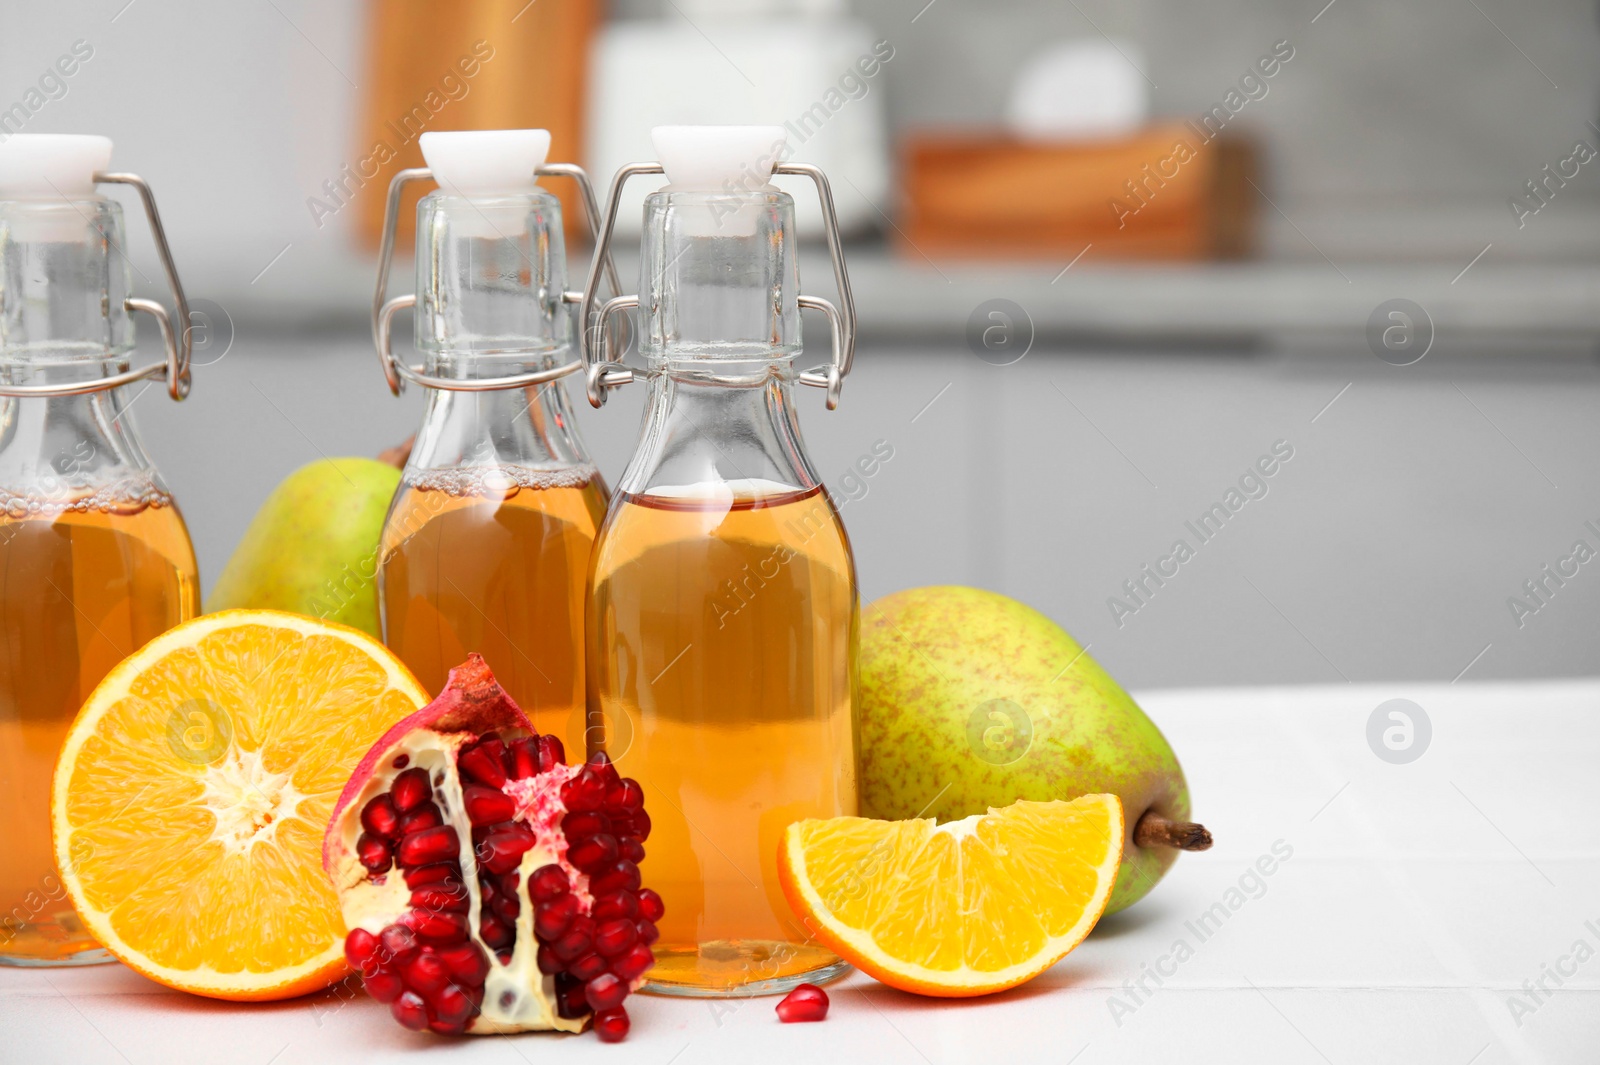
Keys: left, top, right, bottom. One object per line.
{"left": 776, "top": 984, "right": 829, "bottom": 1023}
{"left": 323, "top": 655, "right": 660, "bottom": 1039}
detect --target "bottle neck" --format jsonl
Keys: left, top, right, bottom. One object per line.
{"left": 0, "top": 387, "right": 164, "bottom": 504}
{"left": 408, "top": 375, "right": 596, "bottom": 482}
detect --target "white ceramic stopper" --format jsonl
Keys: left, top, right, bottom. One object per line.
{"left": 420, "top": 129, "right": 550, "bottom": 195}
{"left": 653, "top": 125, "right": 788, "bottom": 193}
{"left": 0, "top": 134, "right": 112, "bottom": 198}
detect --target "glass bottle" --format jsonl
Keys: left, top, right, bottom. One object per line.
{"left": 372, "top": 130, "right": 615, "bottom": 754}
{"left": 581, "top": 126, "right": 859, "bottom": 996}
{"left": 0, "top": 135, "right": 199, "bottom": 965}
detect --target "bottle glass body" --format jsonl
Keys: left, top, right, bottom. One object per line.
{"left": 0, "top": 197, "right": 199, "bottom": 965}
{"left": 379, "top": 189, "right": 607, "bottom": 752}
{"left": 587, "top": 188, "right": 858, "bottom": 995}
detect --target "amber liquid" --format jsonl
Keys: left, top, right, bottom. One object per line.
{"left": 0, "top": 491, "right": 199, "bottom": 964}
{"left": 587, "top": 482, "right": 858, "bottom": 994}
{"left": 380, "top": 467, "right": 608, "bottom": 753}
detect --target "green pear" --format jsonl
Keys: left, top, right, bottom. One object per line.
{"left": 858, "top": 585, "right": 1210, "bottom": 913}
{"left": 205, "top": 456, "right": 403, "bottom": 637}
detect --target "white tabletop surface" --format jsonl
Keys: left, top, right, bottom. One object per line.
{"left": 5, "top": 681, "right": 1597, "bottom": 1065}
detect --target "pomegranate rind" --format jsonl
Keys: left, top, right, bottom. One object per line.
{"left": 322, "top": 654, "right": 531, "bottom": 878}
{"left": 50, "top": 609, "right": 431, "bottom": 1002}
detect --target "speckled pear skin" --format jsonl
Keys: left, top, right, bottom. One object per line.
{"left": 858, "top": 585, "right": 1191, "bottom": 913}
{"left": 205, "top": 458, "right": 401, "bottom": 637}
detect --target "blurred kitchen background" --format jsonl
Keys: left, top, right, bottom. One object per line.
{"left": 3, "top": 0, "right": 1598, "bottom": 688}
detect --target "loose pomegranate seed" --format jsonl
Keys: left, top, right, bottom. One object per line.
{"left": 364, "top": 970, "right": 403, "bottom": 1003}
{"left": 345, "top": 928, "right": 380, "bottom": 971}
{"left": 398, "top": 825, "right": 460, "bottom": 868}
{"left": 592, "top": 891, "right": 637, "bottom": 921}
{"left": 403, "top": 951, "right": 449, "bottom": 995}
{"left": 568, "top": 833, "right": 619, "bottom": 873}
{"left": 589, "top": 859, "right": 641, "bottom": 896}
{"left": 357, "top": 833, "right": 392, "bottom": 873}
{"left": 593, "top": 1005, "right": 630, "bottom": 1043}
{"left": 534, "top": 893, "right": 579, "bottom": 940}
{"left": 636, "top": 920, "right": 660, "bottom": 946}
{"left": 594, "top": 918, "right": 637, "bottom": 957}
{"left": 458, "top": 744, "right": 508, "bottom": 787}
{"left": 392, "top": 990, "right": 429, "bottom": 1030}
{"left": 637, "top": 888, "right": 665, "bottom": 922}
{"left": 462, "top": 784, "right": 516, "bottom": 826}
{"left": 776, "top": 984, "right": 829, "bottom": 1023}
{"left": 585, "top": 972, "right": 627, "bottom": 1012}
{"left": 537, "top": 734, "right": 565, "bottom": 771}
{"left": 391, "top": 767, "right": 432, "bottom": 813}
{"left": 529, "top": 864, "right": 568, "bottom": 902}
{"left": 361, "top": 794, "right": 400, "bottom": 838}
{"left": 611, "top": 943, "right": 654, "bottom": 981}
{"left": 569, "top": 953, "right": 608, "bottom": 981}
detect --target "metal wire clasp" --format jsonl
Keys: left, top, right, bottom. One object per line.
{"left": 371, "top": 163, "right": 621, "bottom": 396}
{"left": 578, "top": 162, "right": 857, "bottom": 411}
{"left": 0, "top": 172, "right": 192, "bottom": 400}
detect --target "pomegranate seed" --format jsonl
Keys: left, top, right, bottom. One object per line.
{"left": 364, "top": 970, "right": 404, "bottom": 1003}
{"left": 392, "top": 753, "right": 409, "bottom": 769}
{"left": 398, "top": 825, "right": 460, "bottom": 868}
{"left": 589, "top": 859, "right": 641, "bottom": 896}
{"left": 636, "top": 920, "right": 660, "bottom": 946}
{"left": 463, "top": 784, "right": 516, "bottom": 826}
{"left": 476, "top": 825, "right": 535, "bottom": 874}
{"left": 550, "top": 917, "right": 593, "bottom": 962}
{"left": 403, "top": 951, "right": 449, "bottom": 996}
{"left": 345, "top": 928, "right": 379, "bottom": 971}
{"left": 776, "top": 983, "right": 829, "bottom": 1022}
{"left": 555, "top": 975, "right": 588, "bottom": 1019}
{"left": 569, "top": 953, "right": 608, "bottom": 981}
{"left": 568, "top": 834, "right": 619, "bottom": 873}
{"left": 412, "top": 910, "right": 471, "bottom": 945}
{"left": 611, "top": 778, "right": 645, "bottom": 810}
{"left": 585, "top": 972, "right": 627, "bottom": 1012}
{"left": 562, "top": 811, "right": 608, "bottom": 838}
{"left": 630, "top": 808, "right": 652, "bottom": 842}
{"left": 593, "top": 1005, "right": 630, "bottom": 1043}
{"left": 431, "top": 983, "right": 477, "bottom": 1030}
{"left": 458, "top": 744, "right": 508, "bottom": 788}
{"left": 397, "top": 804, "right": 443, "bottom": 835}
{"left": 357, "top": 833, "right": 392, "bottom": 873}
{"left": 534, "top": 893, "right": 579, "bottom": 940}
{"left": 612, "top": 943, "right": 654, "bottom": 981}
{"left": 592, "top": 891, "right": 637, "bottom": 921}
{"left": 620, "top": 838, "right": 646, "bottom": 863}
{"left": 410, "top": 883, "right": 469, "bottom": 913}
{"left": 508, "top": 736, "right": 540, "bottom": 779}
{"left": 529, "top": 864, "right": 569, "bottom": 902}
{"left": 637, "top": 888, "right": 665, "bottom": 923}
{"left": 480, "top": 914, "right": 514, "bottom": 951}
{"left": 561, "top": 769, "right": 606, "bottom": 813}
{"left": 594, "top": 919, "right": 637, "bottom": 957}
{"left": 435, "top": 943, "right": 489, "bottom": 986}
{"left": 361, "top": 794, "right": 401, "bottom": 838}
{"left": 588, "top": 751, "right": 620, "bottom": 783}
{"left": 379, "top": 924, "right": 419, "bottom": 965}
{"left": 537, "top": 944, "right": 562, "bottom": 975}
{"left": 536, "top": 734, "right": 565, "bottom": 772}
{"left": 391, "top": 990, "right": 429, "bottom": 1030}
{"left": 391, "top": 767, "right": 432, "bottom": 813}
{"left": 488, "top": 891, "right": 520, "bottom": 923}
{"left": 403, "top": 863, "right": 458, "bottom": 888}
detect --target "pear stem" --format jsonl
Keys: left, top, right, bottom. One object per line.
{"left": 1133, "top": 811, "right": 1213, "bottom": 851}
{"left": 377, "top": 436, "right": 415, "bottom": 469}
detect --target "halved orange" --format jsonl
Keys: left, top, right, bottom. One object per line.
{"left": 51, "top": 609, "right": 430, "bottom": 1001}
{"left": 778, "top": 795, "right": 1123, "bottom": 997}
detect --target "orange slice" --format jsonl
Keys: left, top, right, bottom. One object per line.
{"left": 778, "top": 795, "right": 1123, "bottom": 997}
{"left": 51, "top": 609, "right": 429, "bottom": 1001}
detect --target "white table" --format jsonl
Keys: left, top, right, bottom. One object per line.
{"left": 5, "top": 682, "right": 1596, "bottom": 1064}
